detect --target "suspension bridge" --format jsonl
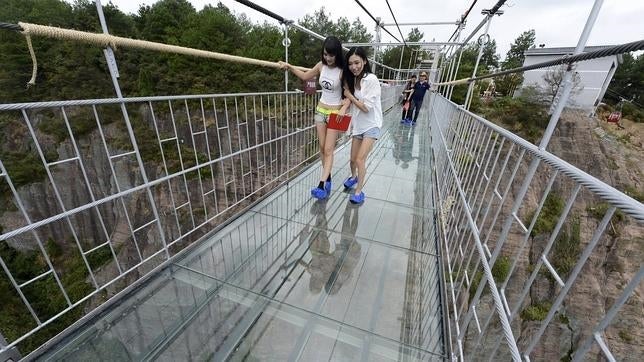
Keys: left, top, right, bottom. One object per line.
{"left": 0, "top": 0, "right": 642, "bottom": 361}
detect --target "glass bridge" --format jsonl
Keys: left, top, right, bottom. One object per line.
{"left": 2, "top": 87, "right": 642, "bottom": 361}
{"left": 2, "top": 0, "right": 644, "bottom": 359}
{"left": 34, "top": 106, "right": 443, "bottom": 361}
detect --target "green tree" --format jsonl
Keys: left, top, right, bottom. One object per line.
{"left": 285, "top": 7, "right": 373, "bottom": 89}
{"left": 504, "top": 29, "right": 536, "bottom": 68}
{"left": 449, "top": 43, "right": 480, "bottom": 105}
{"left": 481, "top": 39, "right": 500, "bottom": 69}
{"left": 604, "top": 52, "right": 644, "bottom": 106}
{"left": 136, "top": 0, "right": 196, "bottom": 42}
{"left": 445, "top": 40, "right": 500, "bottom": 106}
{"left": 380, "top": 28, "right": 424, "bottom": 73}
{"left": 495, "top": 29, "right": 536, "bottom": 96}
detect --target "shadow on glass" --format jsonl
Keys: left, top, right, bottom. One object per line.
{"left": 301, "top": 200, "right": 361, "bottom": 295}
{"left": 393, "top": 123, "right": 416, "bottom": 169}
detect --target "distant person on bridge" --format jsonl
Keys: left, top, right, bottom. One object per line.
{"left": 405, "top": 71, "right": 431, "bottom": 125}
{"left": 279, "top": 36, "right": 349, "bottom": 200}
{"left": 401, "top": 74, "right": 416, "bottom": 123}
{"left": 342, "top": 47, "right": 383, "bottom": 205}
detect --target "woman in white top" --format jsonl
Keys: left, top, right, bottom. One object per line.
{"left": 279, "top": 36, "right": 349, "bottom": 200}
{"left": 341, "top": 47, "right": 383, "bottom": 205}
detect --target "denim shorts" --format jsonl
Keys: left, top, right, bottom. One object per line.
{"left": 314, "top": 106, "right": 334, "bottom": 123}
{"left": 353, "top": 127, "right": 381, "bottom": 140}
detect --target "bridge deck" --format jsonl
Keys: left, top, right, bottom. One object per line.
{"left": 38, "top": 108, "right": 446, "bottom": 361}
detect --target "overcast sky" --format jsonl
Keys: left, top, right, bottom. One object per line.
{"left": 105, "top": 0, "right": 643, "bottom": 58}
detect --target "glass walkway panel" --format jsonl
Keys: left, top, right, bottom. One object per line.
{"left": 34, "top": 105, "right": 446, "bottom": 360}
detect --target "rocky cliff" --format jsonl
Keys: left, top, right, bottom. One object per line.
{"left": 462, "top": 110, "right": 643, "bottom": 361}
{"left": 528, "top": 111, "right": 643, "bottom": 361}
{"left": 0, "top": 100, "right": 312, "bottom": 352}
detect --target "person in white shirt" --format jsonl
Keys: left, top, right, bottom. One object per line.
{"left": 279, "top": 36, "right": 350, "bottom": 200}
{"left": 341, "top": 47, "right": 383, "bottom": 205}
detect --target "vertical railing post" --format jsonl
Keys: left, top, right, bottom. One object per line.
{"left": 283, "top": 23, "right": 290, "bottom": 93}
{"left": 397, "top": 46, "right": 406, "bottom": 80}
{"left": 94, "top": 0, "right": 169, "bottom": 258}
{"left": 406, "top": 49, "right": 415, "bottom": 76}
{"left": 446, "top": 23, "right": 465, "bottom": 100}
{"left": 282, "top": 23, "right": 291, "bottom": 182}
{"left": 437, "top": 59, "right": 449, "bottom": 95}
{"left": 373, "top": 17, "right": 381, "bottom": 75}
{"left": 464, "top": 14, "right": 494, "bottom": 109}
{"left": 447, "top": 48, "right": 463, "bottom": 101}
{"left": 540, "top": 0, "right": 605, "bottom": 150}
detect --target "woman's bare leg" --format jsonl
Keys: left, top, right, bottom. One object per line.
{"left": 353, "top": 137, "right": 375, "bottom": 195}
{"left": 315, "top": 122, "right": 327, "bottom": 164}
{"left": 349, "top": 137, "right": 361, "bottom": 179}
{"left": 320, "top": 129, "right": 340, "bottom": 182}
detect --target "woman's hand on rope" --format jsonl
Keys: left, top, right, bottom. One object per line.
{"left": 278, "top": 61, "right": 290, "bottom": 70}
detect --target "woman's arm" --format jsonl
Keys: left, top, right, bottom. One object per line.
{"left": 337, "top": 98, "right": 351, "bottom": 115}
{"left": 278, "top": 61, "right": 322, "bottom": 81}
{"left": 345, "top": 75, "right": 381, "bottom": 113}
{"left": 344, "top": 88, "right": 368, "bottom": 113}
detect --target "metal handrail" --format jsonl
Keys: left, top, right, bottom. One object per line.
{"left": 430, "top": 92, "right": 643, "bottom": 361}
{"left": 0, "top": 84, "right": 404, "bottom": 356}
{"left": 0, "top": 89, "right": 321, "bottom": 353}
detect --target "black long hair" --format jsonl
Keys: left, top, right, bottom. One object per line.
{"left": 321, "top": 36, "right": 344, "bottom": 68}
{"left": 342, "top": 46, "right": 372, "bottom": 96}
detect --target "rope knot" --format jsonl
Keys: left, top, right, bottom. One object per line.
{"left": 18, "top": 22, "right": 38, "bottom": 87}
{"left": 107, "top": 36, "right": 118, "bottom": 51}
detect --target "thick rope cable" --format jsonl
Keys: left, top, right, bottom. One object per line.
{"left": 434, "top": 39, "right": 644, "bottom": 86}
{"left": 16, "top": 22, "right": 308, "bottom": 85}
{"left": 24, "top": 34, "right": 37, "bottom": 87}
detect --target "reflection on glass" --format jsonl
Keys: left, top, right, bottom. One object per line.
{"left": 332, "top": 202, "right": 361, "bottom": 295}
{"left": 393, "top": 123, "right": 417, "bottom": 169}
{"left": 301, "top": 200, "right": 361, "bottom": 296}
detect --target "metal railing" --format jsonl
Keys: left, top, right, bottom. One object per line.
{"left": 0, "top": 84, "right": 403, "bottom": 357}
{"left": 0, "top": 90, "right": 324, "bottom": 354}
{"left": 430, "top": 93, "right": 643, "bottom": 361}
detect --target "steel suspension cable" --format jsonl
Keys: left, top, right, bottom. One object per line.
{"left": 443, "top": 0, "right": 506, "bottom": 60}
{"left": 435, "top": 39, "right": 644, "bottom": 86}
{"left": 445, "top": 0, "right": 478, "bottom": 47}
{"left": 605, "top": 88, "right": 644, "bottom": 109}
{"left": 463, "top": 0, "right": 480, "bottom": 20}
{"left": 221, "top": 3, "right": 398, "bottom": 73}
{"left": 460, "top": 0, "right": 507, "bottom": 46}
{"left": 385, "top": 0, "right": 407, "bottom": 47}
{"left": 0, "top": 21, "right": 22, "bottom": 31}
{"left": 354, "top": 0, "right": 402, "bottom": 43}
{"left": 233, "top": 0, "right": 290, "bottom": 24}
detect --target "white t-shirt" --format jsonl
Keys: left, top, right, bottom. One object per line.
{"left": 318, "top": 65, "right": 343, "bottom": 106}
{"left": 350, "top": 73, "right": 383, "bottom": 136}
